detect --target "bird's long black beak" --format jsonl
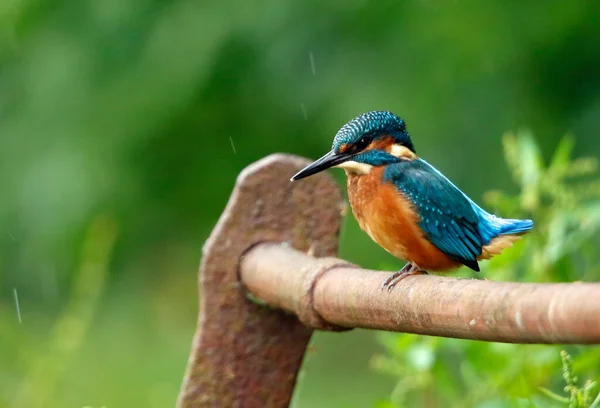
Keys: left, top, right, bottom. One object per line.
{"left": 291, "top": 150, "right": 352, "bottom": 181}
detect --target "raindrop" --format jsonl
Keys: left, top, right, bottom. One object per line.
{"left": 7, "top": 231, "right": 15, "bottom": 241}
{"left": 13, "top": 288, "right": 22, "bottom": 323}
{"left": 309, "top": 51, "right": 316, "bottom": 75}
{"left": 229, "top": 137, "right": 237, "bottom": 155}
{"left": 300, "top": 103, "right": 308, "bottom": 120}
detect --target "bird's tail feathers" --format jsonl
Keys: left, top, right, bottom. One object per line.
{"left": 474, "top": 207, "right": 534, "bottom": 244}
{"left": 495, "top": 217, "right": 534, "bottom": 235}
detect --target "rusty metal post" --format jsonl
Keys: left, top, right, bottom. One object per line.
{"left": 178, "top": 154, "right": 345, "bottom": 408}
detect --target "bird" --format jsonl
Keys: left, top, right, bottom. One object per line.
{"left": 290, "top": 111, "right": 534, "bottom": 290}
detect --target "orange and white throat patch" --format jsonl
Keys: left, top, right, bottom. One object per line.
{"left": 335, "top": 160, "right": 373, "bottom": 175}
{"left": 389, "top": 144, "right": 417, "bottom": 160}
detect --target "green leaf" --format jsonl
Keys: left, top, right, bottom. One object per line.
{"left": 549, "top": 135, "right": 575, "bottom": 175}
{"left": 590, "top": 391, "right": 600, "bottom": 408}
{"left": 565, "top": 157, "right": 598, "bottom": 178}
{"left": 538, "top": 386, "right": 569, "bottom": 404}
{"left": 516, "top": 130, "right": 544, "bottom": 211}
{"left": 502, "top": 132, "right": 522, "bottom": 184}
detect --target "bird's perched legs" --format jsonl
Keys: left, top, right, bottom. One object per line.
{"left": 382, "top": 263, "right": 428, "bottom": 291}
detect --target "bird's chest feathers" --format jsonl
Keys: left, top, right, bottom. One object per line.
{"left": 346, "top": 168, "right": 458, "bottom": 270}
{"left": 346, "top": 168, "right": 417, "bottom": 259}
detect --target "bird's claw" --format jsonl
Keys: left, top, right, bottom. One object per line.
{"left": 381, "top": 264, "right": 427, "bottom": 292}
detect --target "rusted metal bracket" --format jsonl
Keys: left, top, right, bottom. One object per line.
{"left": 178, "top": 154, "right": 346, "bottom": 408}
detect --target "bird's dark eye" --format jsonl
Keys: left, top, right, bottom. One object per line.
{"left": 353, "top": 137, "right": 370, "bottom": 152}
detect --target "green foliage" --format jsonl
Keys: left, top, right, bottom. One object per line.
{"left": 372, "top": 133, "right": 600, "bottom": 408}
{"left": 9, "top": 216, "right": 118, "bottom": 408}
{"left": 485, "top": 131, "right": 600, "bottom": 281}
{"left": 539, "top": 351, "right": 600, "bottom": 408}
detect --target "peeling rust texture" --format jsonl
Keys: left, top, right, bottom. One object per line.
{"left": 242, "top": 244, "right": 600, "bottom": 345}
{"left": 178, "top": 154, "right": 344, "bottom": 408}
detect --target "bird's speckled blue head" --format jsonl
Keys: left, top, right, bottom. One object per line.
{"left": 291, "top": 111, "right": 415, "bottom": 181}
{"left": 332, "top": 111, "right": 414, "bottom": 154}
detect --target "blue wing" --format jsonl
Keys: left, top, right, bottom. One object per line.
{"left": 384, "top": 159, "right": 484, "bottom": 271}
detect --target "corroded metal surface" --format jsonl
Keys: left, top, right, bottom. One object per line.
{"left": 242, "top": 244, "right": 600, "bottom": 344}
{"left": 178, "top": 154, "right": 344, "bottom": 408}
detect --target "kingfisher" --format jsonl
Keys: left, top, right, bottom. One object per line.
{"left": 291, "top": 111, "right": 534, "bottom": 290}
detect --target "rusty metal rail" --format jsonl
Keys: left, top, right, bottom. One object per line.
{"left": 178, "top": 154, "right": 600, "bottom": 408}
{"left": 242, "top": 243, "right": 600, "bottom": 344}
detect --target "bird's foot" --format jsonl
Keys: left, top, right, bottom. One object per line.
{"left": 381, "top": 263, "right": 427, "bottom": 292}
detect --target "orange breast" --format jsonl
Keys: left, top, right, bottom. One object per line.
{"left": 346, "top": 167, "right": 461, "bottom": 271}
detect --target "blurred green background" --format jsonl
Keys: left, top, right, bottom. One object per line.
{"left": 2, "top": 1, "right": 600, "bottom": 407}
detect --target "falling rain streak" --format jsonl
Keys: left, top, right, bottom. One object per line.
{"left": 229, "top": 137, "right": 237, "bottom": 154}
{"left": 309, "top": 52, "right": 316, "bottom": 75}
{"left": 300, "top": 103, "right": 308, "bottom": 120}
{"left": 13, "top": 288, "right": 22, "bottom": 323}
{"left": 7, "top": 231, "right": 15, "bottom": 241}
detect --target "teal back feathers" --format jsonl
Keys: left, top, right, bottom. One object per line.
{"left": 384, "top": 158, "right": 534, "bottom": 271}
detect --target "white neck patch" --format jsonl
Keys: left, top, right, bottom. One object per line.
{"left": 334, "top": 160, "right": 373, "bottom": 175}
{"left": 389, "top": 144, "right": 416, "bottom": 159}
